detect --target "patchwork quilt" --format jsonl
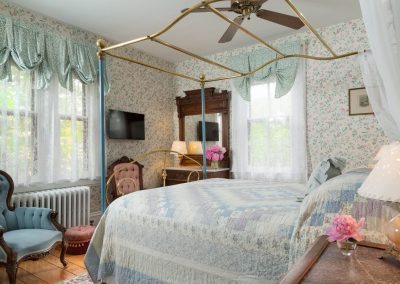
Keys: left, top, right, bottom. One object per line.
{"left": 289, "top": 169, "right": 400, "bottom": 265}
{"left": 85, "top": 179, "right": 305, "bottom": 283}
{"left": 85, "top": 172, "right": 399, "bottom": 283}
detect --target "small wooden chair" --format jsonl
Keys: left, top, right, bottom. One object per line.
{"left": 106, "top": 156, "right": 143, "bottom": 204}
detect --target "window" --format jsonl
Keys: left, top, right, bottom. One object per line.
{"left": 248, "top": 80, "right": 292, "bottom": 171}
{"left": 231, "top": 66, "right": 307, "bottom": 183}
{"left": 0, "top": 67, "right": 99, "bottom": 186}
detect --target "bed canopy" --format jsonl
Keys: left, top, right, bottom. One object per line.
{"left": 97, "top": 0, "right": 359, "bottom": 213}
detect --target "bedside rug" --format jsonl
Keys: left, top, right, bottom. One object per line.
{"left": 58, "top": 273, "right": 93, "bottom": 284}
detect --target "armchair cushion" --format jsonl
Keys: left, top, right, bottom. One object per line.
{"left": 0, "top": 229, "right": 62, "bottom": 262}
{"left": 15, "top": 208, "right": 56, "bottom": 231}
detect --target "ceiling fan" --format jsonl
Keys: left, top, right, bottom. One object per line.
{"left": 181, "top": 0, "right": 305, "bottom": 43}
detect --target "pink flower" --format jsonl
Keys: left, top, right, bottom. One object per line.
{"left": 212, "top": 153, "right": 220, "bottom": 161}
{"left": 210, "top": 145, "right": 220, "bottom": 152}
{"left": 205, "top": 144, "right": 225, "bottom": 161}
{"left": 326, "top": 215, "right": 365, "bottom": 242}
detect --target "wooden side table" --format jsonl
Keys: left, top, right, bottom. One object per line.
{"left": 165, "top": 167, "right": 230, "bottom": 186}
{"left": 280, "top": 235, "right": 400, "bottom": 284}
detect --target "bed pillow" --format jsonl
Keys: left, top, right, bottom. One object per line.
{"left": 305, "top": 157, "right": 346, "bottom": 195}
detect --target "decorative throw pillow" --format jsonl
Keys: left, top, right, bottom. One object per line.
{"left": 305, "top": 157, "right": 346, "bottom": 195}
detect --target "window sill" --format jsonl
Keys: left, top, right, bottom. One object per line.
{"left": 14, "top": 179, "right": 101, "bottom": 194}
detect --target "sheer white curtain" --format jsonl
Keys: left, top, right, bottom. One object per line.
{"left": 231, "top": 59, "right": 307, "bottom": 183}
{"left": 358, "top": 0, "right": 400, "bottom": 140}
{"left": 0, "top": 67, "right": 100, "bottom": 186}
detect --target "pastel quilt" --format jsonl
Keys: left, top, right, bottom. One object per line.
{"left": 85, "top": 179, "right": 305, "bottom": 284}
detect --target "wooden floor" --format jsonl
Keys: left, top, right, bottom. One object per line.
{"left": 0, "top": 247, "right": 87, "bottom": 284}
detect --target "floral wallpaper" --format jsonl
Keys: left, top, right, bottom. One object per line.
{"left": 173, "top": 19, "right": 389, "bottom": 172}
{"left": 0, "top": 0, "right": 176, "bottom": 213}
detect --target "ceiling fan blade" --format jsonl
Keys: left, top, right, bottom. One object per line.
{"left": 256, "top": 9, "right": 304, "bottom": 30}
{"left": 218, "top": 16, "right": 244, "bottom": 43}
{"left": 181, "top": 7, "right": 232, "bottom": 13}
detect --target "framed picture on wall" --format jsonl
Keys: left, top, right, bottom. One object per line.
{"left": 348, "top": 87, "right": 374, "bottom": 116}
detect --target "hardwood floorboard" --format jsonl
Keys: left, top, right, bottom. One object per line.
{"left": 0, "top": 249, "right": 86, "bottom": 284}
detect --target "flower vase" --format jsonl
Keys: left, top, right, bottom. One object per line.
{"left": 337, "top": 239, "right": 357, "bottom": 256}
{"left": 211, "top": 161, "right": 219, "bottom": 169}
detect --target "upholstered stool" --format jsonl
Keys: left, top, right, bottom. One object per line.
{"left": 65, "top": 225, "right": 95, "bottom": 255}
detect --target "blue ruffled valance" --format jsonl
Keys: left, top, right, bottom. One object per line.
{"left": 0, "top": 16, "right": 109, "bottom": 91}
{"left": 230, "top": 41, "right": 301, "bottom": 101}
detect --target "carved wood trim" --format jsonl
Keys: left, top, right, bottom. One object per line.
{"left": 0, "top": 170, "right": 15, "bottom": 211}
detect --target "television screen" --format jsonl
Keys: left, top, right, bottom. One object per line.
{"left": 107, "top": 110, "right": 145, "bottom": 140}
{"left": 197, "top": 121, "right": 219, "bottom": 141}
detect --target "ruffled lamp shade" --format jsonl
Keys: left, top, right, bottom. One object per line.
{"left": 359, "top": 142, "right": 400, "bottom": 261}
{"left": 358, "top": 142, "right": 400, "bottom": 202}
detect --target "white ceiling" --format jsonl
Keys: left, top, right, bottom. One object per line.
{"left": 8, "top": 0, "right": 362, "bottom": 62}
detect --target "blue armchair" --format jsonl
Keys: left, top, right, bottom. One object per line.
{"left": 0, "top": 170, "right": 67, "bottom": 284}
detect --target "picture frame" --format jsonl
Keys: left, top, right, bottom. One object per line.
{"left": 348, "top": 87, "right": 374, "bottom": 116}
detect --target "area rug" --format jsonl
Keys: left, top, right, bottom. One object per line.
{"left": 59, "top": 272, "right": 93, "bottom": 284}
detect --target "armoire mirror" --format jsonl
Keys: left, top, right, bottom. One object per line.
{"left": 176, "top": 88, "right": 230, "bottom": 168}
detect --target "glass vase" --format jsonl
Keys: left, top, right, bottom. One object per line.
{"left": 211, "top": 160, "right": 219, "bottom": 169}
{"left": 337, "top": 239, "right": 357, "bottom": 256}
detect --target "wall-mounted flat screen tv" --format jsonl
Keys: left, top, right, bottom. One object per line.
{"left": 197, "top": 121, "right": 219, "bottom": 141}
{"left": 107, "top": 109, "right": 145, "bottom": 140}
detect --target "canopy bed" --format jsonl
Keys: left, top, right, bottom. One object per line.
{"left": 85, "top": 0, "right": 400, "bottom": 283}
{"left": 95, "top": 0, "right": 359, "bottom": 214}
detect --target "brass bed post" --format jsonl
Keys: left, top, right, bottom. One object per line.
{"left": 200, "top": 74, "right": 207, "bottom": 179}
{"left": 97, "top": 38, "right": 107, "bottom": 214}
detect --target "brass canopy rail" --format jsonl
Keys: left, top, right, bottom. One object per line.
{"left": 97, "top": 0, "right": 358, "bottom": 84}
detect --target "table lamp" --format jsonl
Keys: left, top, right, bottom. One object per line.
{"left": 358, "top": 142, "right": 400, "bottom": 260}
{"left": 368, "top": 144, "right": 396, "bottom": 169}
{"left": 188, "top": 141, "right": 203, "bottom": 155}
{"left": 170, "top": 141, "right": 187, "bottom": 167}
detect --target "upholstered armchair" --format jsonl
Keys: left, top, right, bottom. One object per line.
{"left": 0, "top": 170, "right": 67, "bottom": 284}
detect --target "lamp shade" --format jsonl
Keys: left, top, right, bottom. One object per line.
{"left": 358, "top": 142, "right": 400, "bottom": 202}
{"left": 171, "top": 141, "right": 187, "bottom": 155}
{"left": 368, "top": 144, "right": 394, "bottom": 169}
{"left": 188, "top": 141, "right": 203, "bottom": 155}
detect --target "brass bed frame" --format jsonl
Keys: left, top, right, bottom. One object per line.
{"left": 97, "top": 0, "right": 360, "bottom": 212}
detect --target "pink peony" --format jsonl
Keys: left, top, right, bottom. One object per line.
{"left": 205, "top": 144, "right": 225, "bottom": 161}
{"left": 212, "top": 153, "right": 220, "bottom": 161}
{"left": 326, "top": 214, "right": 365, "bottom": 242}
{"left": 210, "top": 145, "right": 220, "bottom": 152}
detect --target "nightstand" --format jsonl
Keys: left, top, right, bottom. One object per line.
{"left": 165, "top": 167, "right": 230, "bottom": 186}
{"left": 280, "top": 235, "right": 400, "bottom": 284}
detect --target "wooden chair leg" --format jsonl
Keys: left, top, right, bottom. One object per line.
{"left": 6, "top": 261, "right": 17, "bottom": 284}
{"left": 60, "top": 241, "right": 68, "bottom": 267}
